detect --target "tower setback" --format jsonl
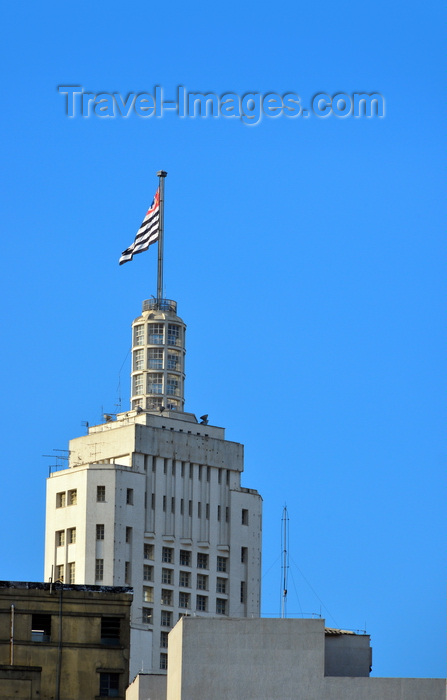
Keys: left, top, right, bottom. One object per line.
{"left": 44, "top": 298, "right": 262, "bottom": 679}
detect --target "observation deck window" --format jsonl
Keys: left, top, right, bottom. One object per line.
{"left": 147, "top": 373, "right": 163, "bottom": 394}
{"left": 167, "top": 351, "right": 180, "bottom": 370}
{"left": 134, "top": 325, "right": 144, "bottom": 346}
{"left": 148, "top": 323, "right": 164, "bottom": 345}
{"left": 133, "top": 349, "right": 144, "bottom": 371}
{"left": 167, "top": 324, "right": 181, "bottom": 347}
{"left": 148, "top": 348, "right": 163, "bottom": 369}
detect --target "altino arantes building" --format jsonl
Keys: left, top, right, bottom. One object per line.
{"left": 44, "top": 297, "right": 262, "bottom": 679}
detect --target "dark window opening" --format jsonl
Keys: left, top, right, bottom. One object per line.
{"left": 101, "top": 617, "right": 120, "bottom": 646}
{"left": 31, "top": 613, "right": 51, "bottom": 642}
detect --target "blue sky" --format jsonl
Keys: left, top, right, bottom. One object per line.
{"left": 1, "top": 0, "right": 445, "bottom": 679}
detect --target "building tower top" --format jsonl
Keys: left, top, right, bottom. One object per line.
{"left": 130, "top": 297, "right": 186, "bottom": 413}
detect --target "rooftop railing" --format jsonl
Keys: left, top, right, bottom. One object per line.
{"left": 143, "top": 298, "right": 177, "bottom": 313}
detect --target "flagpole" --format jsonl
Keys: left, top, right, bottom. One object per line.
{"left": 156, "top": 170, "right": 167, "bottom": 304}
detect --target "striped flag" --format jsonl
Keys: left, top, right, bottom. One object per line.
{"left": 119, "top": 189, "right": 160, "bottom": 264}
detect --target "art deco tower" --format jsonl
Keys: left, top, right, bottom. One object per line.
{"left": 130, "top": 298, "right": 186, "bottom": 412}
{"left": 44, "top": 175, "right": 262, "bottom": 679}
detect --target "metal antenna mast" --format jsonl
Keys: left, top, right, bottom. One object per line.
{"left": 281, "top": 505, "right": 289, "bottom": 618}
{"left": 156, "top": 170, "right": 167, "bottom": 303}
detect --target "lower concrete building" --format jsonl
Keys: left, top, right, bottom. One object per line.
{"left": 126, "top": 617, "right": 445, "bottom": 700}
{"left": 0, "top": 581, "right": 132, "bottom": 700}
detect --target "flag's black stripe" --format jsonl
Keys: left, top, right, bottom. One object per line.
{"left": 136, "top": 218, "right": 159, "bottom": 239}
{"left": 139, "top": 212, "right": 159, "bottom": 230}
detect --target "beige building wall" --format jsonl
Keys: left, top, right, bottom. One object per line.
{"left": 126, "top": 673, "right": 167, "bottom": 700}
{"left": 0, "top": 582, "right": 131, "bottom": 700}
{"left": 165, "top": 617, "right": 445, "bottom": 700}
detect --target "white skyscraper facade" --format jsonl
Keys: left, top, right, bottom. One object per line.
{"left": 44, "top": 297, "right": 262, "bottom": 678}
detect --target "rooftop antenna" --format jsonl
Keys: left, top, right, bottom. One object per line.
{"left": 281, "top": 505, "right": 289, "bottom": 618}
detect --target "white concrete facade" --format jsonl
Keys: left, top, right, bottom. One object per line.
{"left": 45, "top": 298, "right": 262, "bottom": 679}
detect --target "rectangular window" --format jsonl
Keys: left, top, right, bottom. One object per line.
{"left": 142, "top": 607, "right": 153, "bottom": 624}
{"left": 160, "top": 653, "right": 168, "bottom": 670}
{"left": 143, "top": 565, "right": 153, "bottom": 582}
{"left": 161, "top": 589, "right": 173, "bottom": 606}
{"left": 216, "top": 577, "right": 227, "bottom": 594}
{"left": 160, "top": 631, "right": 168, "bottom": 648}
{"left": 167, "top": 324, "right": 181, "bottom": 346}
{"left": 133, "top": 348, "right": 145, "bottom": 370}
{"left": 161, "top": 568, "right": 173, "bottom": 585}
{"left": 56, "top": 564, "right": 64, "bottom": 582}
{"left": 167, "top": 375, "right": 180, "bottom": 396}
{"left": 143, "top": 587, "right": 153, "bottom": 603}
{"left": 179, "top": 592, "right": 190, "bottom": 609}
{"left": 180, "top": 498, "right": 184, "bottom": 515}
{"left": 162, "top": 546, "right": 173, "bottom": 563}
{"left": 125, "top": 561, "right": 131, "bottom": 584}
{"left": 218, "top": 470, "right": 222, "bottom": 484}
{"left": 162, "top": 494, "right": 166, "bottom": 511}
{"left": 196, "top": 595, "right": 207, "bottom": 612}
{"left": 144, "top": 544, "right": 154, "bottom": 560}
{"left": 133, "top": 374, "right": 144, "bottom": 395}
{"left": 240, "top": 581, "right": 246, "bottom": 603}
{"left": 188, "top": 500, "right": 192, "bottom": 517}
{"left": 167, "top": 351, "right": 180, "bottom": 370}
{"left": 126, "top": 488, "right": 133, "bottom": 505}
{"left": 179, "top": 571, "right": 191, "bottom": 587}
{"left": 68, "top": 527, "right": 76, "bottom": 544}
{"left": 225, "top": 506, "right": 229, "bottom": 523}
{"left": 56, "top": 530, "right": 65, "bottom": 547}
{"left": 206, "top": 503, "right": 210, "bottom": 520}
{"left": 242, "top": 509, "right": 249, "bottom": 525}
{"left": 160, "top": 610, "right": 172, "bottom": 627}
{"left": 241, "top": 547, "right": 247, "bottom": 564}
{"left": 171, "top": 497, "right": 175, "bottom": 513}
{"left": 216, "top": 598, "right": 227, "bottom": 615}
{"left": 68, "top": 489, "right": 77, "bottom": 505}
{"left": 196, "top": 574, "right": 208, "bottom": 591}
{"left": 147, "top": 372, "right": 163, "bottom": 395}
{"left": 151, "top": 493, "right": 155, "bottom": 509}
{"left": 31, "top": 613, "right": 51, "bottom": 642}
{"left": 217, "top": 556, "right": 227, "bottom": 573}
{"left": 197, "top": 553, "right": 208, "bottom": 570}
{"left": 126, "top": 526, "right": 132, "bottom": 543}
{"left": 101, "top": 617, "right": 120, "bottom": 646}
{"left": 148, "top": 347, "right": 164, "bottom": 369}
{"left": 56, "top": 491, "right": 66, "bottom": 508}
{"left": 179, "top": 550, "right": 191, "bottom": 567}
{"left": 96, "top": 524, "right": 105, "bottom": 540}
{"left": 96, "top": 559, "right": 104, "bottom": 581}
{"left": 99, "top": 672, "right": 120, "bottom": 697}
{"left": 134, "top": 324, "right": 145, "bottom": 345}
{"left": 97, "top": 485, "right": 106, "bottom": 502}
{"left": 148, "top": 323, "right": 164, "bottom": 345}
{"left": 68, "top": 562, "right": 75, "bottom": 584}
{"left": 197, "top": 502, "right": 201, "bottom": 518}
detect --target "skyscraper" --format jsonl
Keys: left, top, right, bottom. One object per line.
{"left": 44, "top": 289, "right": 262, "bottom": 677}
